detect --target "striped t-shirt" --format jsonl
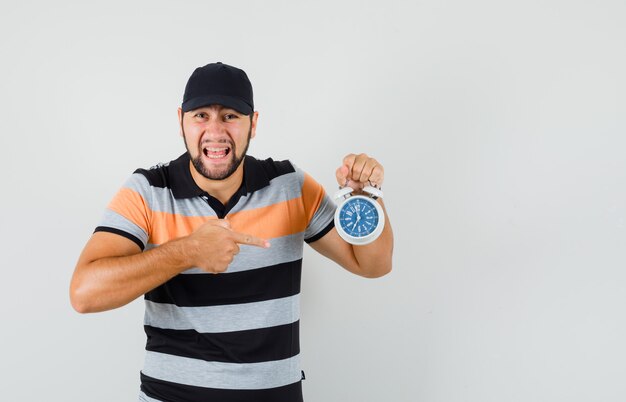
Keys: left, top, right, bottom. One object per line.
{"left": 95, "top": 153, "right": 336, "bottom": 402}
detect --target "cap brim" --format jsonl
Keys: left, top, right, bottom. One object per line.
{"left": 181, "top": 95, "right": 252, "bottom": 115}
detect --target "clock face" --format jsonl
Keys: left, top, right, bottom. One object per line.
{"left": 338, "top": 197, "right": 380, "bottom": 238}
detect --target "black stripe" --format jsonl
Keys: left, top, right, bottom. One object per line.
{"left": 134, "top": 166, "right": 169, "bottom": 188}
{"left": 254, "top": 157, "right": 295, "bottom": 182}
{"left": 145, "top": 260, "right": 302, "bottom": 307}
{"left": 141, "top": 372, "right": 303, "bottom": 402}
{"left": 144, "top": 321, "right": 299, "bottom": 364}
{"left": 94, "top": 226, "right": 144, "bottom": 250}
{"left": 305, "top": 220, "right": 335, "bottom": 243}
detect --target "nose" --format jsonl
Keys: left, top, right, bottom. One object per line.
{"left": 203, "top": 116, "right": 227, "bottom": 138}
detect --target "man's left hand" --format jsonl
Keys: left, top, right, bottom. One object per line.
{"left": 335, "top": 153, "right": 384, "bottom": 192}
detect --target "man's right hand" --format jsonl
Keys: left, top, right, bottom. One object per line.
{"left": 71, "top": 219, "right": 270, "bottom": 313}
{"left": 185, "top": 219, "right": 270, "bottom": 274}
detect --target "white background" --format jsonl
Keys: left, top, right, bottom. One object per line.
{"left": 1, "top": 1, "right": 625, "bottom": 401}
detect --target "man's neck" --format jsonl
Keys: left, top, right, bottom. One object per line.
{"left": 189, "top": 161, "right": 245, "bottom": 205}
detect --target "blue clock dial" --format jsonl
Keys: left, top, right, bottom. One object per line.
{"left": 338, "top": 198, "right": 379, "bottom": 237}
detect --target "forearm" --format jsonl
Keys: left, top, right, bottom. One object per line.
{"left": 71, "top": 237, "right": 191, "bottom": 313}
{"left": 351, "top": 199, "right": 394, "bottom": 278}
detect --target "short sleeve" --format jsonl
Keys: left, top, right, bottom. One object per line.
{"left": 298, "top": 170, "right": 336, "bottom": 243}
{"left": 94, "top": 173, "right": 152, "bottom": 250}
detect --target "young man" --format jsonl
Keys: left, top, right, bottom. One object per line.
{"left": 70, "top": 62, "right": 393, "bottom": 402}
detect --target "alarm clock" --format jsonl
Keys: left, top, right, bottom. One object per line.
{"left": 334, "top": 185, "right": 385, "bottom": 245}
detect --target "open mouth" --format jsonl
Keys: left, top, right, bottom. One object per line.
{"left": 203, "top": 146, "right": 231, "bottom": 159}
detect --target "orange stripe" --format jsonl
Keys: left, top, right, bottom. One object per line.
{"left": 301, "top": 173, "right": 325, "bottom": 225}
{"left": 108, "top": 187, "right": 150, "bottom": 234}
{"left": 228, "top": 197, "right": 308, "bottom": 239}
{"left": 146, "top": 197, "right": 312, "bottom": 244}
{"left": 112, "top": 175, "right": 327, "bottom": 245}
{"left": 148, "top": 212, "right": 214, "bottom": 244}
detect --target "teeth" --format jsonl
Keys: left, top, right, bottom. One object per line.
{"left": 204, "top": 146, "right": 229, "bottom": 159}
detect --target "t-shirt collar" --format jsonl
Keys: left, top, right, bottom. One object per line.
{"left": 169, "top": 153, "right": 270, "bottom": 199}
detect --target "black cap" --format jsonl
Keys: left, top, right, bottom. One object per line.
{"left": 181, "top": 62, "right": 254, "bottom": 115}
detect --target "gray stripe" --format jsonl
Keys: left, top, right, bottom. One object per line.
{"left": 127, "top": 170, "right": 304, "bottom": 217}
{"left": 145, "top": 232, "right": 304, "bottom": 274}
{"left": 124, "top": 173, "right": 218, "bottom": 218}
{"left": 144, "top": 294, "right": 300, "bottom": 333}
{"left": 98, "top": 209, "right": 149, "bottom": 247}
{"left": 138, "top": 391, "right": 161, "bottom": 402}
{"left": 226, "top": 232, "right": 302, "bottom": 273}
{"left": 142, "top": 351, "right": 301, "bottom": 390}
{"left": 228, "top": 169, "right": 303, "bottom": 214}
{"left": 122, "top": 173, "right": 153, "bottom": 202}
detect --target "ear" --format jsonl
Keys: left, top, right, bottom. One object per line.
{"left": 177, "top": 107, "right": 184, "bottom": 137}
{"left": 250, "top": 111, "right": 259, "bottom": 139}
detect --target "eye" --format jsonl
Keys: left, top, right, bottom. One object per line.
{"left": 194, "top": 112, "right": 208, "bottom": 119}
{"left": 223, "top": 113, "right": 239, "bottom": 121}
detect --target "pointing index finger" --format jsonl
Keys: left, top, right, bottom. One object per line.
{"left": 231, "top": 231, "right": 271, "bottom": 248}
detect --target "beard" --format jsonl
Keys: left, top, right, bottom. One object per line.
{"left": 184, "top": 126, "right": 252, "bottom": 181}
